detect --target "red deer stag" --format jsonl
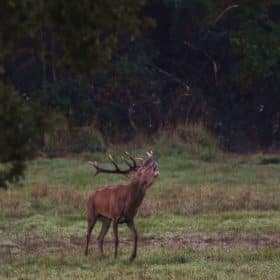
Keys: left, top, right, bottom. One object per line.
{"left": 85, "top": 151, "right": 159, "bottom": 261}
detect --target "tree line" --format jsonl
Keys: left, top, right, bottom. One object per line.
{"left": 0, "top": 0, "right": 279, "bottom": 187}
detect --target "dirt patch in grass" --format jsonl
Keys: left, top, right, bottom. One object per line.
{"left": 1, "top": 234, "right": 279, "bottom": 260}
{"left": 148, "top": 234, "right": 280, "bottom": 251}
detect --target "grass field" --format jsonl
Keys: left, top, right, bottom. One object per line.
{"left": 0, "top": 152, "right": 279, "bottom": 279}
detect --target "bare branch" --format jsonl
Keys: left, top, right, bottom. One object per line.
{"left": 212, "top": 4, "right": 240, "bottom": 26}
{"left": 147, "top": 63, "right": 191, "bottom": 93}
{"left": 184, "top": 41, "right": 218, "bottom": 82}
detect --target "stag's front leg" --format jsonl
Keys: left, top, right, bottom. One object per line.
{"left": 127, "top": 221, "right": 138, "bottom": 261}
{"left": 112, "top": 220, "right": 119, "bottom": 258}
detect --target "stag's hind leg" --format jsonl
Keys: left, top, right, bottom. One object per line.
{"left": 97, "top": 218, "right": 111, "bottom": 255}
{"left": 85, "top": 213, "right": 98, "bottom": 256}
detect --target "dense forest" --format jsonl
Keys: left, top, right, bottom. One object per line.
{"left": 0, "top": 0, "right": 279, "bottom": 186}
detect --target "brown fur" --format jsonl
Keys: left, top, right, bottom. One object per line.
{"left": 85, "top": 157, "right": 159, "bottom": 261}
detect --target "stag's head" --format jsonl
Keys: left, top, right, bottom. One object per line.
{"left": 129, "top": 151, "right": 159, "bottom": 188}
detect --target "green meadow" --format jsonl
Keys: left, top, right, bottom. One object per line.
{"left": 0, "top": 152, "right": 279, "bottom": 279}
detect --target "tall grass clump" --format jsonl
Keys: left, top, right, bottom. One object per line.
{"left": 43, "top": 114, "right": 106, "bottom": 153}
{"left": 72, "top": 126, "right": 106, "bottom": 152}
{"left": 43, "top": 114, "right": 70, "bottom": 152}
{"left": 154, "top": 123, "right": 220, "bottom": 160}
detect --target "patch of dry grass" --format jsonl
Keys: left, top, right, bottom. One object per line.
{"left": 29, "top": 183, "right": 87, "bottom": 212}
{"left": 140, "top": 185, "right": 280, "bottom": 216}
{"left": 0, "top": 192, "right": 27, "bottom": 217}
{"left": 1, "top": 154, "right": 279, "bottom": 280}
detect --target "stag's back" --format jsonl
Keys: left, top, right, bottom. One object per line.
{"left": 88, "top": 184, "right": 130, "bottom": 219}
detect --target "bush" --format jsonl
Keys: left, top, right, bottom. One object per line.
{"left": 0, "top": 82, "right": 44, "bottom": 188}
{"left": 43, "top": 113, "right": 70, "bottom": 152}
{"left": 72, "top": 126, "right": 106, "bottom": 152}
{"left": 154, "top": 123, "right": 220, "bottom": 160}
{"left": 43, "top": 115, "right": 106, "bottom": 153}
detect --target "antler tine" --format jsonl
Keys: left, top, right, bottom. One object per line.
{"left": 124, "top": 151, "right": 137, "bottom": 168}
{"left": 88, "top": 161, "right": 101, "bottom": 176}
{"left": 146, "top": 150, "right": 153, "bottom": 158}
{"left": 108, "top": 154, "right": 121, "bottom": 171}
{"left": 135, "top": 157, "right": 144, "bottom": 161}
{"left": 122, "top": 155, "right": 133, "bottom": 168}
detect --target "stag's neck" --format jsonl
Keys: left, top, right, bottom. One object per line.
{"left": 130, "top": 179, "right": 147, "bottom": 197}
{"left": 125, "top": 180, "right": 148, "bottom": 212}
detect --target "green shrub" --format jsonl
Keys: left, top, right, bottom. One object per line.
{"left": 154, "top": 123, "right": 220, "bottom": 160}
{"left": 0, "top": 82, "right": 44, "bottom": 188}
{"left": 72, "top": 126, "right": 106, "bottom": 152}
{"left": 43, "top": 114, "right": 70, "bottom": 152}
{"left": 43, "top": 116, "right": 106, "bottom": 153}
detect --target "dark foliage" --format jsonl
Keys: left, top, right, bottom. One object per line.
{"left": 0, "top": 0, "right": 279, "bottom": 180}
{"left": 0, "top": 83, "right": 44, "bottom": 188}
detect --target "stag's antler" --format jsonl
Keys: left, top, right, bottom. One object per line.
{"left": 146, "top": 150, "right": 153, "bottom": 158}
{"left": 89, "top": 153, "right": 139, "bottom": 177}
{"left": 123, "top": 152, "right": 137, "bottom": 169}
